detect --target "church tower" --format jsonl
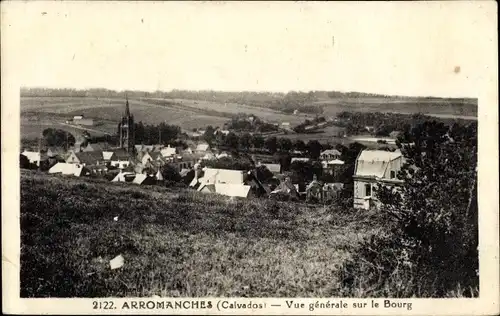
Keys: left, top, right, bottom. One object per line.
{"left": 119, "top": 96, "right": 135, "bottom": 153}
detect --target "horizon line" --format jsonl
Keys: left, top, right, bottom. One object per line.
{"left": 20, "top": 86, "right": 477, "bottom": 101}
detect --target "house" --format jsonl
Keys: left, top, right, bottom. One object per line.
{"left": 86, "top": 165, "right": 108, "bottom": 175}
{"left": 281, "top": 122, "right": 290, "bottom": 127}
{"left": 216, "top": 152, "right": 230, "bottom": 159}
{"left": 306, "top": 177, "right": 323, "bottom": 201}
{"left": 102, "top": 151, "right": 115, "bottom": 162}
{"left": 132, "top": 174, "right": 157, "bottom": 185}
{"left": 291, "top": 157, "right": 310, "bottom": 163}
{"left": 320, "top": 149, "right": 341, "bottom": 161}
{"left": 111, "top": 171, "right": 136, "bottom": 183}
{"left": 322, "top": 182, "right": 344, "bottom": 202}
{"left": 365, "top": 126, "right": 375, "bottom": 133}
{"left": 322, "top": 158, "right": 345, "bottom": 177}
{"left": 353, "top": 150, "right": 404, "bottom": 210}
{"left": 195, "top": 143, "right": 211, "bottom": 153}
{"left": 21, "top": 151, "right": 47, "bottom": 166}
{"left": 155, "top": 170, "right": 164, "bottom": 181}
{"left": 192, "top": 167, "right": 253, "bottom": 198}
{"left": 82, "top": 142, "right": 110, "bottom": 152}
{"left": 215, "top": 129, "right": 230, "bottom": 136}
{"left": 170, "top": 159, "right": 195, "bottom": 172}
{"left": 259, "top": 163, "right": 281, "bottom": 175}
{"left": 160, "top": 145, "right": 177, "bottom": 158}
{"left": 201, "top": 152, "right": 216, "bottom": 161}
{"left": 109, "top": 148, "right": 132, "bottom": 168}
{"left": 66, "top": 151, "right": 104, "bottom": 166}
{"left": 293, "top": 109, "right": 299, "bottom": 115}
{"left": 269, "top": 177, "right": 299, "bottom": 199}
{"left": 48, "top": 162, "right": 87, "bottom": 177}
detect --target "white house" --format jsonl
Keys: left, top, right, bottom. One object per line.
{"left": 160, "top": 145, "right": 177, "bottom": 158}
{"left": 320, "top": 149, "right": 341, "bottom": 161}
{"left": 191, "top": 167, "right": 252, "bottom": 198}
{"left": 353, "top": 150, "right": 404, "bottom": 210}
{"left": 22, "top": 151, "right": 46, "bottom": 166}
{"left": 195, "top": 143, "right": 211, "bottom": 153}
{"left": 48, "top": 162, "right": 86, "bottom": 177}
{"left": 291, "top": 157, "right": 310, "bottom": 163}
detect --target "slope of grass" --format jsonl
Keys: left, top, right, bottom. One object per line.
{"left": 20, "top": 171, "right": 384, "bottom": 298}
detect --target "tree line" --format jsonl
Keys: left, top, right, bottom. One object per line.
{"left": 335, "top": 111, "right": 475, "bottom": 137}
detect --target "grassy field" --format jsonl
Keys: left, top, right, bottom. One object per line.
{"left": 20, "top": 95, "right": 477, "bottom": 142}
{"left": 315, "top": 97, "right": 477, "bottom": 119}
{"left": 20, "top": 97, "right": 230, "bottom": 138}
{"left": 21, "top": 170, "right": 386, "bottom": 298}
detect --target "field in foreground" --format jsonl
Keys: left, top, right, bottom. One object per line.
{"left": 21, "top": 171, "right": 385, "bottom": 298}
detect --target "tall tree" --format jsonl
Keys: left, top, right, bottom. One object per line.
{"left": 239, "top": 133, "right": 252, "bottom": 151}
{"left": 306, "top": 140, "right": 322, "bottom": 159}
{"left": 293, "top": 139, "right": 307, "bottom": 152}
{"left": 224, "top": 132, "right": 239, "bottom": 149}
{"left": 252, "top": 135, "right": 265, "bottom": 149}
{"left": 264, "top": 136, "right": 278, "bottom": 154}
{"left": 277, "top": 138, "right": 293, "bottom": 152}
{"left": 377, "top": 121, "right": 478, "bottom": 295}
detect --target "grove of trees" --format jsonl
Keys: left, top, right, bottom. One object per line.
{"left": 42, "top": 128, "right": 76, "bottom": 148}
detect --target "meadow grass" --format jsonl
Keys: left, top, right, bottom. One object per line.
{"left": 20, "top": 171, "right": 473, "bottom": 298}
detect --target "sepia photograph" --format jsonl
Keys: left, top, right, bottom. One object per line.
{"left": 2, "top": 1, "right": 498, "bottom": 315}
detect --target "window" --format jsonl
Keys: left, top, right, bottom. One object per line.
{"left": 365, "top": 184, "right": 372, "bottom": 197}
{"left": 390, "top": 170, "right": 396, "bottom": 179}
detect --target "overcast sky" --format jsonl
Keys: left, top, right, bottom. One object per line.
{"left": 2, "top": 1, "right": 496, "bottom": 97}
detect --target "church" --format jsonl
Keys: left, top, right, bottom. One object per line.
{"left": 118, "top": 96, "right": 135, "bottom": 154}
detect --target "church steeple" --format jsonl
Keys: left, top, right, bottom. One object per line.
{"left": 119, "top": 95, "right": 135, "bottom": 154}
{"left": 125, "top": 95, "right": 131, "bottom": 117}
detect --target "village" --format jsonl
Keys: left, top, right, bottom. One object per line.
{"left": 20, "top": 98, "right": 404, "bottom": 210}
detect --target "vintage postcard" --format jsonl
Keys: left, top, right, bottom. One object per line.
{"left": 2, "top": 1, "right": 498, "bottom": 315}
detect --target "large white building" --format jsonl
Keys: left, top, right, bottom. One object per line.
{"left": 353, "top": 150, "right": 404, "bottom": 210}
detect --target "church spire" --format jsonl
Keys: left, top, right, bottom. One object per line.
{"left": 125, "top": 94, "right": 131, "bottom": 117}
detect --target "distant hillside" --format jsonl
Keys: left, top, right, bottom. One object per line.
{"left": 21, "top": 87, "right": 478, "bottom": 117}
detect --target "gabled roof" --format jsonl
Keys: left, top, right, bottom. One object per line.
{"left": 271, "top": 178, "right": 298, "bottom": 197}
{"left": 22, "top": 151, "right": 46, "bottom": 162}
{"left": 214, "top": 184, "right": 252, "bottom": 198}
{"left": 355, "top": 150, "right": 402, "bottom": 178}
{"left": 306, "top": 180, "right": 322, "bottom": 191}
{"left": 160, "top": 146, "right": 176, "bottom": 157}
{"left": 111, "top": 172, "right": 136, "bottom": 182}
{"left": 321, "top": 149, "right": 341, "bottom": 156}
{"left": 179, "top": 168, "right": 191, "bottom": 177}
{"left": 291, "top": 157, "right": 310, "bottom": 163}
{"left": 216, "top": 152, "right": 230, "bottom": 159}
{"left": 84, "top": 142, "right": 110, "bottom": 151}
{"left": 149, "top": 151, "right": 163, "bottom": 161}
{"left": 111, "top": 148, "right": 131, "bottom": 160}
{"left": 195, "top": 143, "right": 210, "bottom": 152}
{"left": 260, "top": 163, "right": 281, "bottom": 173}
{"left": 102, "top": 151, "right": 115, "bottom": 160}
{"left": 327, "top": 159, "right": 345, "bottom": 165}
{"left": 75, "top": 151, "right": 103, "bottom": 165}
{"left": 48, "top": 162, "right": 85, "bottom": 176}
